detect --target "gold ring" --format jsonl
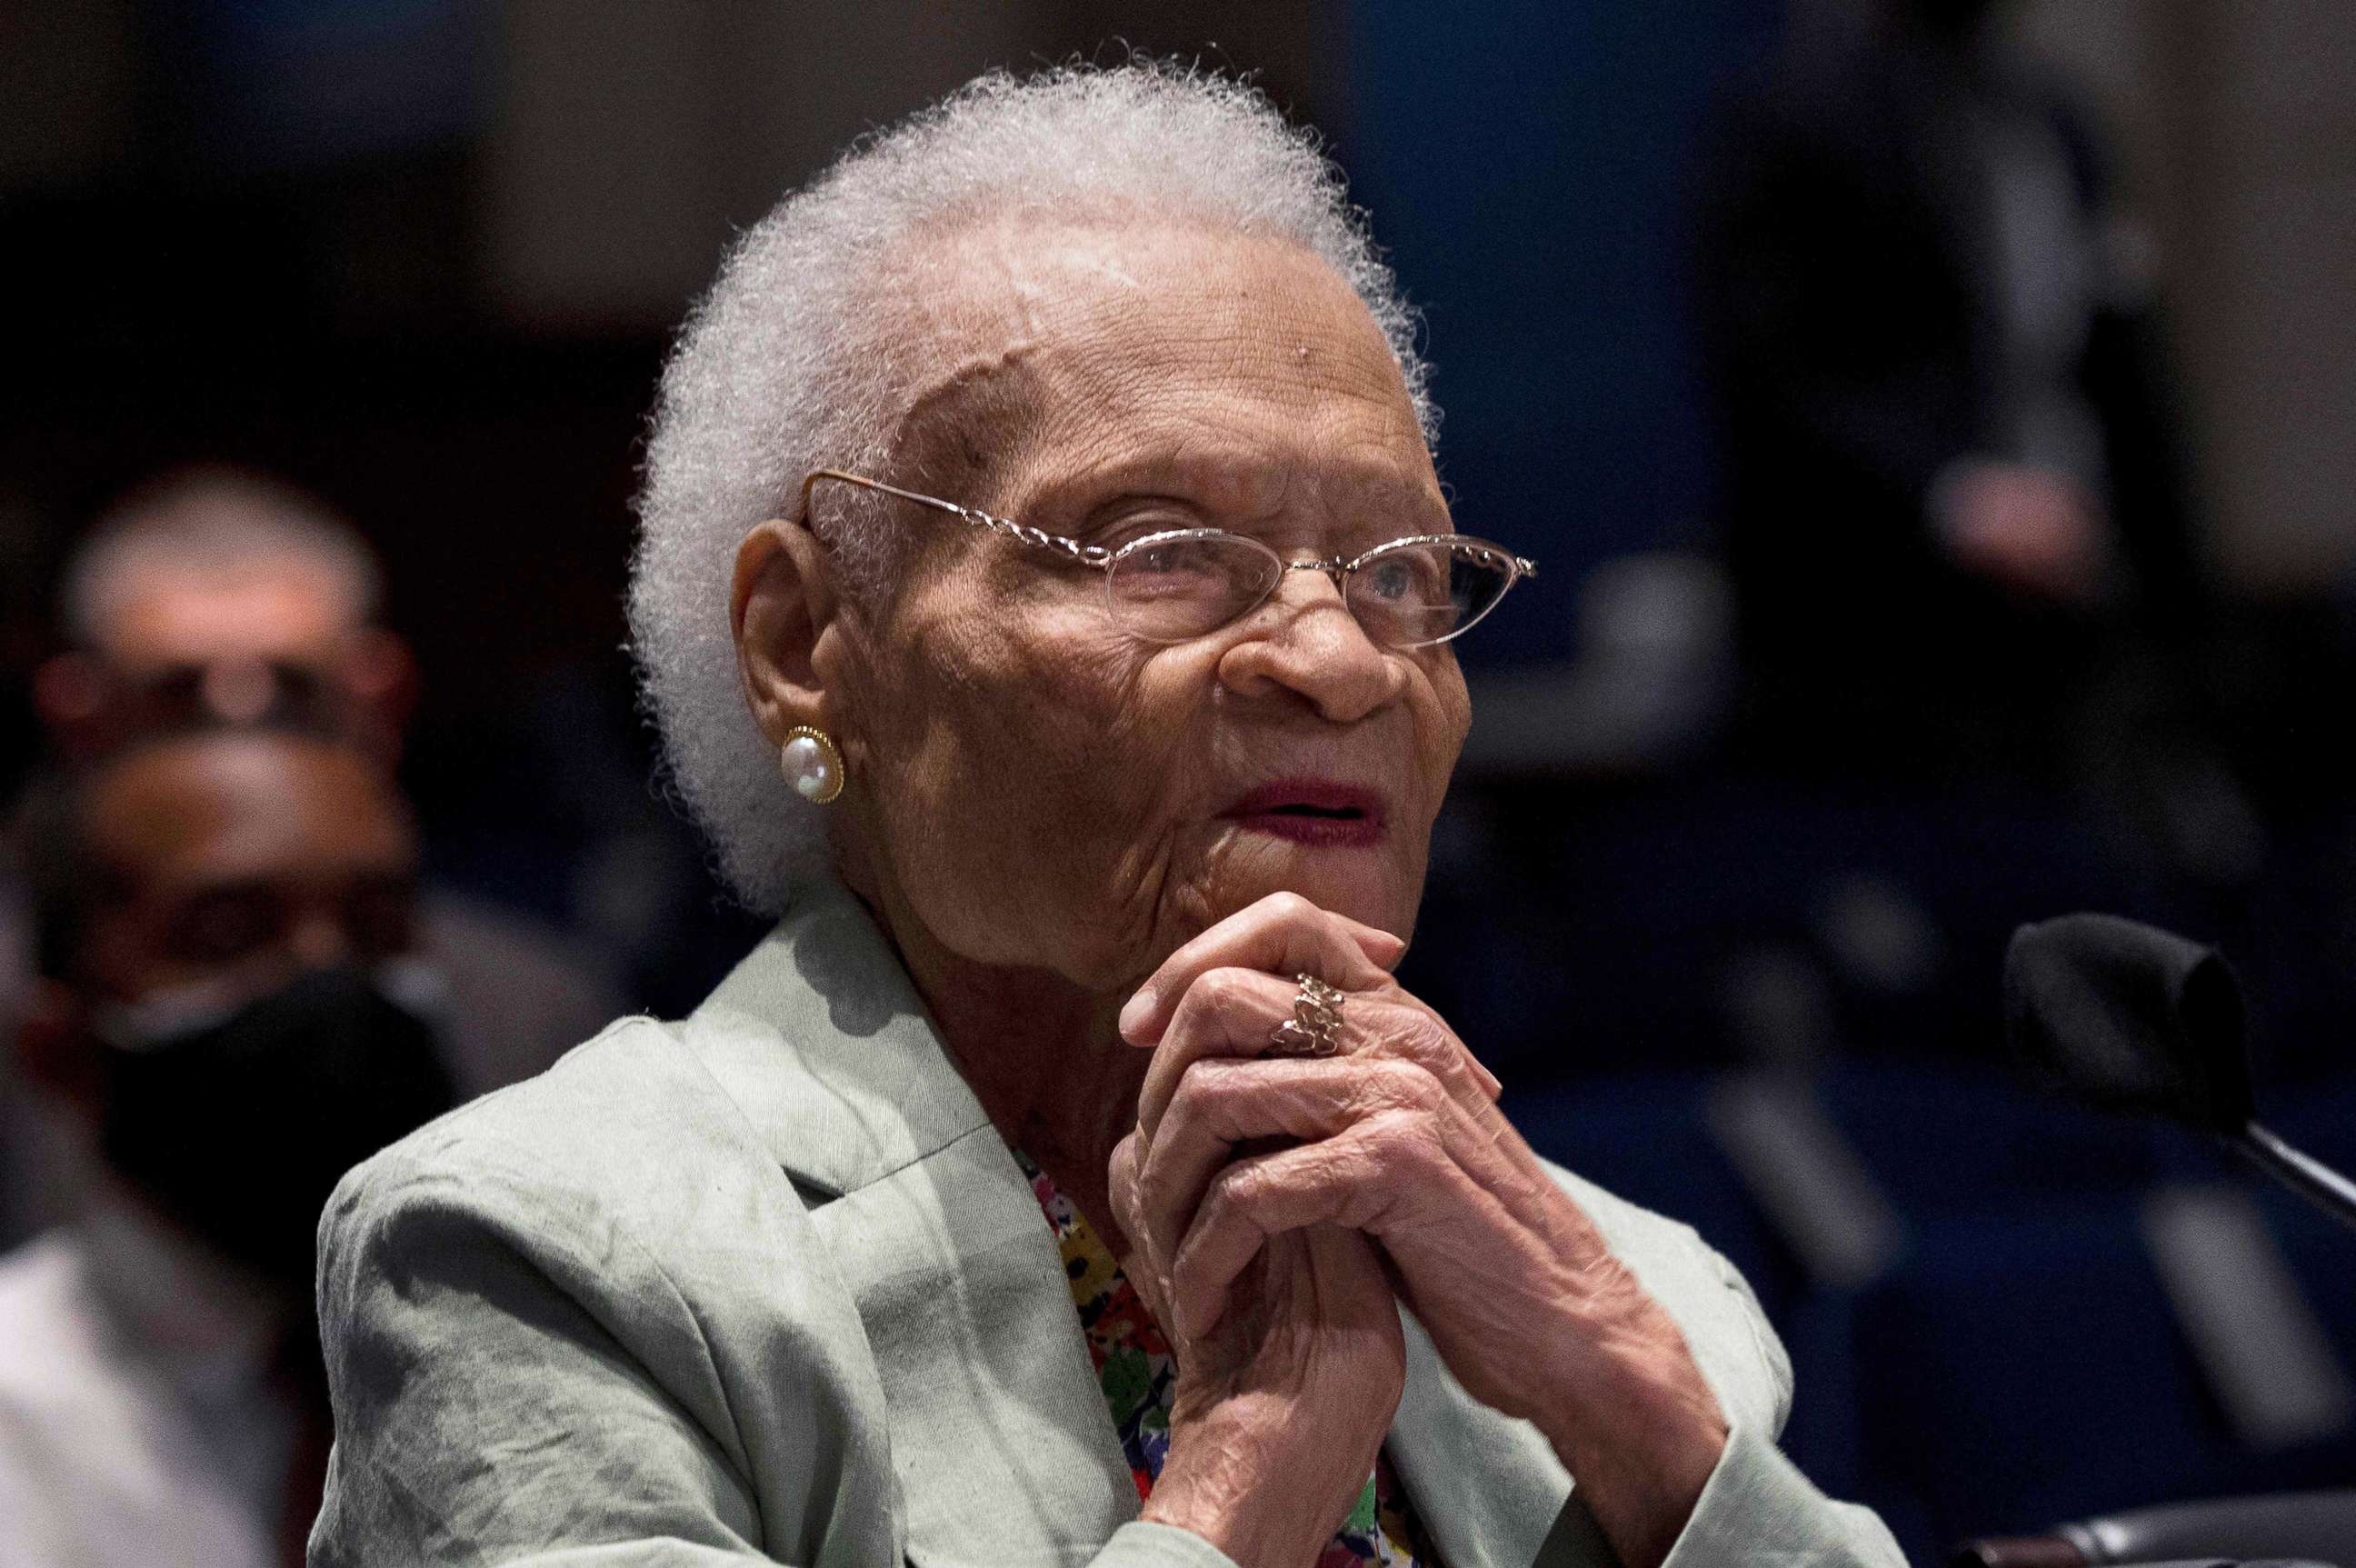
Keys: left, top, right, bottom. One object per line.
{"left": 1266, "top": 974, "right": 1345, "bottom": 1058}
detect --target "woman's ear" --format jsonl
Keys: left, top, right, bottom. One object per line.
{"left": 732, "top": 518, "right": 844, "bottom": 747}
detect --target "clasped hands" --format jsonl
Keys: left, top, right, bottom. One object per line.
{"left": 1108, "top": 893, "right": 1728, "bottom": 1568}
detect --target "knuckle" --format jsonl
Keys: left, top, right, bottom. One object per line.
{"left": 1344, "top": 1060, "right": 1409, "bottom": 1113}
{"left": 1162, "top": 1059, "right": 1231, "bottom": 1132}
{"left": 1400, "top": 1118, "right": 1454, "bottom": 1176}
{"left": 1353, "top": 1001, "right": 1427, "bottom": 1054}
{"left": 1401, "top": 1062, "right": 1450, "bottom": 1111}
{"left": 1265, "top": 890, "right": 1314, "bottom": 921}
{"left": 1364, "top": 1107, "right": 1444, "bottom": 1173}
{"left": 1362, "top": 1005, "right": 1478, "bottom": 1083}
{"left": 1193, "top": 966, "right": 1262, "bottom": 1015}
{"left": 1358, "top": 1057, "right": 1443, "bottom": 1114}
{"left": 1207, "top": 1157, "right": 1267, "bottom": 1219}
{"left": 1353, "top": 1117, "right": 1408, "bottom": 1168}
{"left": 1109, "top": 1135, "right": 1139, "bottom": 1188}
{"left": 1381, "top": 1004, "right": 1453, "bottom": 1058}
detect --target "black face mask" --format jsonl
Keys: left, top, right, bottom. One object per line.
{"left": 98, "top": 965, "right": 459, "bottom": 1290}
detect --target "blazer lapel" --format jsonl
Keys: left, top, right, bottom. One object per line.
{"left": 814, "top": 1133, "right": 1139, "bottom": 1568}
{"left": 688, "top": 885, "right": 995, "bottom": 1199}
{"left": 686, "top": 884, "right": 1136, "bottom": 1568}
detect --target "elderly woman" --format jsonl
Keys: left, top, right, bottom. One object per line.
{"left": 312, "top": 65, "right": 1900, "bottom": 1568}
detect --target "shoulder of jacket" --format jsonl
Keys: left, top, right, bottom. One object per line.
{"left": 322, "top": 1013, "right": 801, "bottom": 1272}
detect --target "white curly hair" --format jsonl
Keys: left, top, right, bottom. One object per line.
{"left": 629, "top": 61, "right": 1435, "bottom": 914}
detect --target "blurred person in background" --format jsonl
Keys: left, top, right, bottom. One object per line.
{"left": 0, "top": 495, "right": 58, "bottom": 1217}
{"left": 1696, "top": 0, "right": 2223, "bottom": 835}
{"left": 0, "top": 723, "right": 457, "bottom": 1568}
{"left": 0, "top": 467, "right": 620, "bottom": 1247}
{"left": 33, "top": 468, "right": 417, "bottom": 765}
{"left": 27, "top": 467, "right": 627, "bottom": 1084}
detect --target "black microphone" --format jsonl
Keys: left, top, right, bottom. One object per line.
{"left": 2004, "top": 913, "right": 2356, "bottom": 1233}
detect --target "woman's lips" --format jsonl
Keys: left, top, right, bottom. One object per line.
{"left": 1221, "top": 779, "right": 1389, "bottom": 848}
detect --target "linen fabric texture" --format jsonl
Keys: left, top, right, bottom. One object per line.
{"left": 308, "top": 880, "right": 1903, "bottom": 1567}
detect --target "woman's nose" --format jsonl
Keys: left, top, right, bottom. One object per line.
{"left": 1214, "top": 573, "right": 1407, "bottom": 722}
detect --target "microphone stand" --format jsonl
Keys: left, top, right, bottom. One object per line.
{"left": 2232, "top": 1121, "right": 2356, "bottom": 1233}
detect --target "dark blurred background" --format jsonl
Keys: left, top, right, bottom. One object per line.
{"left": 5, "top": 1, "right": 2354, "bottom": 1561}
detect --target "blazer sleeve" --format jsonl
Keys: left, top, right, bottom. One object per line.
{"left": 309, "top": 1141, "right": 773, "bottom": 1566}
{"left": 1656, "top": 1243, "right": 1904, "bottom": 1568}
{"left": 1513, "top": 1164, "right": 1904, "bottom": 1568}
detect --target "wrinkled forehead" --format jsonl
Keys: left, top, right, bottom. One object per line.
{"left": 880, "top": 216, "right": 1433, "bottom": 510}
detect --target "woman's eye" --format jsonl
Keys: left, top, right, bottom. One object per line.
{"left": 1123, "top": 543, "right": 1228, "bottom": 595}
{"left": 1098, "top": 514, "right": 1193, "bottom": 553}
{"left": 1367, "top": 559, "right": 1420, "bottom": 600}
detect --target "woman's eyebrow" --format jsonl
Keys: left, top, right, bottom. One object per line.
{"left": 1067, "top": 489, "right": 1213, "bottom": 538}
{"left": 1039, "top": 455, "right": 1439, "bottom": 528}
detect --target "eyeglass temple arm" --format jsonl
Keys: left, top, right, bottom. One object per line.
{"left": 803, "top": 468, "right": 983, "bottom": 523}
{"left": 802, "top": 468, "right": 1114, "bottom": 567}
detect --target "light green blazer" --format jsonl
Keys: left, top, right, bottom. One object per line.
{"left": 309, "top": 882, "right": 1902, "bottom": 1568}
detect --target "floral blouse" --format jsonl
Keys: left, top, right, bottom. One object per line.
{"left": 1014, "top": 1152, "right": 1440, "bottom": 1568}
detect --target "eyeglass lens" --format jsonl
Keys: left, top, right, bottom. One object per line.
{"left": 1104, "top": 535, "right": 1514, "bottom": 647}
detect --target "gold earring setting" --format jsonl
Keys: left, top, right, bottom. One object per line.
{"left": 781, "top": 725, "right": 844, "bottom": 804}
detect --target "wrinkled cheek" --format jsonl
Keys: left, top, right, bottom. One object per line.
{"left": 1058, "top": 726, "right": 1211, "bottom": 975}
{"left": 1112, "top": 825, "right": 1228, "bottom": 967}
{"left": 929, "top": 683, "right": 1192, "bottom": 973}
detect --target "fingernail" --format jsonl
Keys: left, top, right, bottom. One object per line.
{"left": 1118, "top": 987, "right": 1157, "bottom": 1044}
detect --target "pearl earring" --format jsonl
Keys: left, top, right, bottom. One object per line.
{"left": 780, "top": 725, "right": 845, "bottom": 804}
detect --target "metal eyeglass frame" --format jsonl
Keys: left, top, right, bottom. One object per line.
{"left": 800, "top": 468, "right": 1538, "bottom": 649}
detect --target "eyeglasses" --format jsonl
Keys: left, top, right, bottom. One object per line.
{"left": 802, "top": 469, "right": 1538, "bottom": 649}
